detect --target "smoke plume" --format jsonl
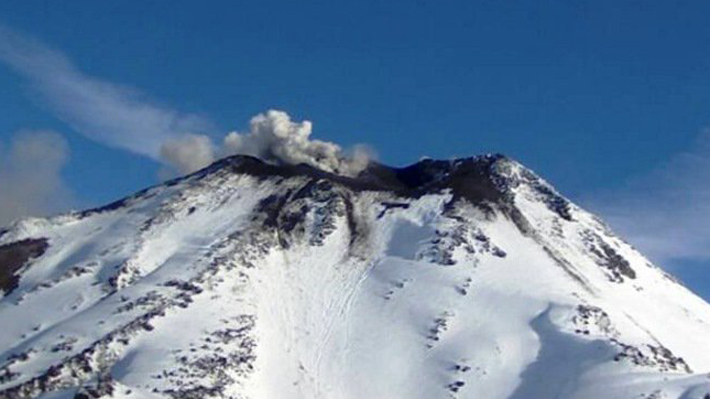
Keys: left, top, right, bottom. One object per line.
{"left": 160, "top": 134, "right": 216, "bottom": 176}
{"left": 223, "top": 110, "right": 370, "bottom": 176}
{"left": 0, "top": 24, "right": 214, "bottom": 174}
{"left": 0, "top": 25, "right": 370, "bottom": 179}
{"left": 0, "top": 131, "right": 74, "bottom": 226}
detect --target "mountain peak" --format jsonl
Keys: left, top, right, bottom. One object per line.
{"left": 188, "top": 153, "right": 520, "bottom": 204}
{"left": 2, "top": 152, "right": 710, "bottom": 399}
{"left": 200, "top": 152, "right": 573, "bottom": 223}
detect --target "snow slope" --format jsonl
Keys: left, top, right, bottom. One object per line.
{"left": 1, "top": 154, "right": 710, "bottom": 399}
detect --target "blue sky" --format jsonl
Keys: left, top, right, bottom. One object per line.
{"left": 1, "top": 1, "right": 710, "bottom": 297}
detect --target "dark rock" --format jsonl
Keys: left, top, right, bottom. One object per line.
{"left": 0, "top": 238, "right": 49, "bottom": 296}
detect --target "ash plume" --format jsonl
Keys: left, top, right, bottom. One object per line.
{"left": 223, "top": 110, "right": 371, "bottom": 177}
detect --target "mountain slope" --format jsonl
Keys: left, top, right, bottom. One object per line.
{"left": 1, "top": 154, "right": 710, "bottom": 399}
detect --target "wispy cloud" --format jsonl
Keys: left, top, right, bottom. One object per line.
{"left": 160, "top": 134, "right": 216, "bottom": 178}
{"left": 589, "top": 129, "right": 710, "bottom": 266}
{"left": 0, "top": 26, "right": 372, "bottom": 178}
{"left": 0, "top": 25, "right": 213, "bottom": 165}
{"left": 0, "top": 130, "right": 74, "bottom": 226}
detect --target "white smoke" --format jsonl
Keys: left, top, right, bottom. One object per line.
{"left": 0, "top": 25, "right": 214, "bottom": 175}
{"left": 158, "top": 110, "right": 370, "bottom": 177}
{"left": 159, "top": 134, "right": 215, "bottom": 177}
{"left": 0, "top": 26, "right": 370, "bottom": 179}
{"left": 223, "top": 110, "right": 370, "bottom": 176}
{"left": 0, "top": 130, "right": 75, "bottom": 226}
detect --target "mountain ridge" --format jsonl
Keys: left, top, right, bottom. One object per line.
{"left": 1, "top": 153, "right": 710, "bottom": 399}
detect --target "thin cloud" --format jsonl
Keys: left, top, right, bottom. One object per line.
{"left": 589, "top": 129, "right": 710, "bottom": 266}
{"left": 0, "top": 26, "right": 371, "bottom": 178}
{"left": 0, "top": 130, "right": 75, "bottom": 227}
{"left": 0, "top": 25, "right": 214, "bottom": 168}
{"left": 0, "top": 26, "right": 372, "bottom": 180}
{"left": 160, "top": 134, "right": 216, "bottom": 177}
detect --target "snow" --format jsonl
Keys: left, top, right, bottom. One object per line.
{"left": 2, "top": 155, "right": 710, "bottom": 398}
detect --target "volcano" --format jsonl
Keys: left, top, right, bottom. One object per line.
{"left": 1, "top": 154, "right": 710, "bottom": 399}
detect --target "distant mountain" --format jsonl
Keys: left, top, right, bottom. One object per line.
{"left": 1, "top": 154, "right": 710, "bottom": 399}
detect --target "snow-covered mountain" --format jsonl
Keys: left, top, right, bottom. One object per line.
{"left": 2, "top": 154, "right": 710, "bottom": 399}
